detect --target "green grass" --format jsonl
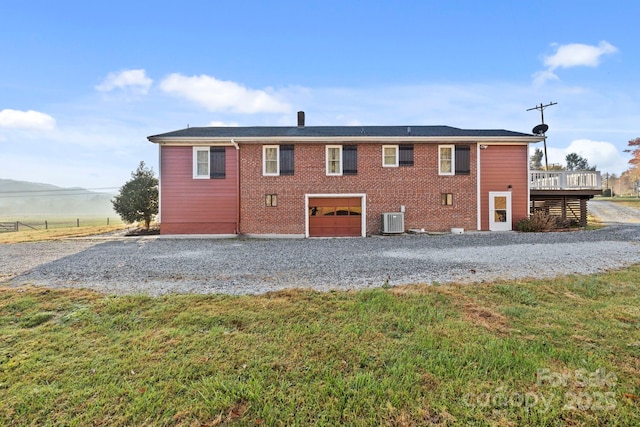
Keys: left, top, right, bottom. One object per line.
{"left": 1, "top": 268, "right": 640, "bottom": 426}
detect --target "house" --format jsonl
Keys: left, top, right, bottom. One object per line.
{"left": 148, "top": 112, "right": 543, "bottom": 237}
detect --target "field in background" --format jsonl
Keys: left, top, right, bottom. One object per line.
{"left": 0, "top": 217, "right": 126, "bottom": 243}
{"left": 1, "top": 267, "right": 639, "bottom": 426}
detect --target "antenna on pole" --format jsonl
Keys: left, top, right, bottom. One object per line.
{"left": 527, "top": 102, "right": 557, "bottom": 170}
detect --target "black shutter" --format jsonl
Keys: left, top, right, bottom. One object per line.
{"left": 210, "top": 147, "right": 226, "bottom": 179}
{"left": 279, "top": 145, "right": 294, "bottom": 176}
{"left": 342, "top": 145, "right": 357, "bottom": 175}
{"left": 455, "top": 145, "right": 470, "bottom": 175}
{"left": 399, "top": 144, "right": 414, "bottom": 167}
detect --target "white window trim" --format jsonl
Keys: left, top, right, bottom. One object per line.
{"left": 438, "top": 144, "right": 455, "bottom": 176}
{"left": 193, "top": 147, "right": 209, "bottom": 179}
{"left": 263, "top": 145, "right": 280, "bottom": 176}
{"left": 382, "top": 145, "right": 399, "bottom": 167}
{"left": 326, "top": 145, "right": 343, "bottom": 176}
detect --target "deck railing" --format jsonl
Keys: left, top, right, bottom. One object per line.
{"left": 530, "top": 170, "right": 601, "bottom": 190}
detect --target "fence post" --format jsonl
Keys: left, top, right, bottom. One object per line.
{"left": 45, "top": 220, "right": 48, "bottom": 230}
{"left": 77, "top": 218, "right": 80, "bottom": 228}
{"left": 107, "top": 217, "right": 110, "bottom": 226}
{"left": 16, "top": 221, "right": 19, "bottom": 232}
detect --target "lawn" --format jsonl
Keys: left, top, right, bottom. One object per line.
{"left": 1, "top": 267, "right": 639, "bottom": 426}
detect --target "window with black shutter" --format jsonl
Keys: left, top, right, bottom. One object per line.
{"left": 455, "top": 145, "right": 470, "bottom": 175}
{"left": 342, "top": 145, "right": 357, "bottom": 175}
{"left": 279, "top": 145, "right": 294, "bottom": 176}
{"left": 399, "top": 144, "right": 414, "bottom": 167}
{"left": 210, "top": 147, "right": 226, "bottom": 179}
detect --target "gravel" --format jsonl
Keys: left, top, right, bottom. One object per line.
{"left": 2, "top": 222, "right": 640, "bottom": 296}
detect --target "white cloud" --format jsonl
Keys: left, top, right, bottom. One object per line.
{"left": 0, "top": 109, "right": 56, "bottom": 130}
{"left": 96, "top": 69, "right": 153, "bottom": 94}
{"left": 209, "top": 121, "right": 240, "bottom": 127}
{"left": 534, "top": 41, "right": 618, "bottom": 85}
{"left": 160, "top": 73, "right": 290, "bottom": 114}
{"left": 545, "top": 41, "right": 618, "bottom": 70}
{"left": 541, "top": 139, "right": 628, "bottom": 173}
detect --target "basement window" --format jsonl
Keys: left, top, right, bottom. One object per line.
{"left": 441, "top": 193, "right": 453, "bottom": 206}
{"left": 265, "top": 194, "right": 278, "bottom": 207}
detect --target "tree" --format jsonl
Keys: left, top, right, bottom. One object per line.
{"left": 624, "top": 137, "right": 640, "bottom": 180}
{"left": 530, "top": 148, "right": 543, "bottom": 170}
{"left": 565, "top": 153, "right": 596, "bottom": 171}
{"left": 112, "top": 161, "right": 158, "bottom": 229}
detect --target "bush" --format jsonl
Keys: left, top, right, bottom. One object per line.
{"left": 602, "top": 188, "right": 613, "bottom": 197}
{"left": 515, "top": 212, "right": 558, "bottom": 232}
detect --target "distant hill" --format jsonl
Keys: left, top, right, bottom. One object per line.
{"left": 0, "top": 179, "right": 117, "bottom": 218}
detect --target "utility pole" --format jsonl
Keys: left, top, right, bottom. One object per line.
{"left": 527, "top": 102, "right": 557, "bottom": 170}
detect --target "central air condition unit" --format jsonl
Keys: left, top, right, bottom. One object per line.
{"left": 382, "top": 212, "right": 404, "bottom": 234}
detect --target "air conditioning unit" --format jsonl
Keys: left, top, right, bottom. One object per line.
{"left": 382, "top": 212, "right": 404, "bottom": 234}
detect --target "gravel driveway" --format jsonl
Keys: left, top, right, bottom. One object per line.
{"left": 1, "top": 209, "right": 639, "bottom": 295}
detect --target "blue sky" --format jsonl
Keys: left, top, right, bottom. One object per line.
{"left": 1, "top": 0, "right": 638, "bottom": 189}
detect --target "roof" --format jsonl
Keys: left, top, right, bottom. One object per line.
{"left": 150, "top": 125, "right": 533, "bottom": 139}
{"left": 148, "top": 125, "right": 543, "bottom": 145}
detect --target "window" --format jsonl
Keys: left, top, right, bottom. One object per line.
{"left": 399, "top": 144, "right": 414, "bottom": 167}
{"left": 441, "top": 193, "right": 453, "bottom": 206}
{"left": 193, "top": 147, "right": 209, "bottom": 178}
{"left": 193, "top": 147, "right": 225, "bottom": 179}
{"left": 263, "top": 146, "right": 279, "bottom": 176}
{"left": 439, "top": 145, "right": 454, "bottom": 175}
{"left": 265, "top": 194, "right": 278, "bottom": 207}
{"left": 263, "top": 145, "right": 294, "bottom": 176}
{"left": 326, "top": 146, "right": 342, "bottom": 175}
{"left": 383, "top": 145, "right": 398, "bottom": 167}
{"left": 327, "top": 145, "right": 357, "bottom": 176}
{"left": 439, "top": 145, "right": 470, "bottom": 175}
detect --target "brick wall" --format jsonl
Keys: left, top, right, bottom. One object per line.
{"left": 239, "top": 142, "right": 478, "bottom": 235}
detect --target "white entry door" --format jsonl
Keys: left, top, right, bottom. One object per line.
{"left": 489, "top": 192, "right": 512, "bottom": 231}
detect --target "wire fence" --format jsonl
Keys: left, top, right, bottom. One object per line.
{"left": 0, "top": 218, "right": 122, "bottom": 233}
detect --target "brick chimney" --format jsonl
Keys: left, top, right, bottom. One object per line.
{"left": 297, "top": 111, "right": 305, "bottom": 127}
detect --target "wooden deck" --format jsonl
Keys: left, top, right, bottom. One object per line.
{"left": 529, "top": 171, "right": 602, "bottom": 226}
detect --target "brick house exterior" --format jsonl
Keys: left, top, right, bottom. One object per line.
{"left": 148, "top": 114, "right": 541, "bottom": 236}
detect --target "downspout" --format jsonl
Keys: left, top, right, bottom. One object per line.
{"left": 231, "top": 139, "right": 240, "bottom": 235}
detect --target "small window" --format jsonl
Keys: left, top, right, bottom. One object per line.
{"left": 326, "top": 145, "right": 342, "bottom": 175}
{"left": 263, "top": 146, "right": 279, "bottom": 176}
{"left": 439, "top": 145, "right": 454, "bottom": 175}
{"left": 265, "top": 194, "right": 278, "bottom": 207}
{"left": 399, "top": 144, "right": 414, "bottom": 167}
{"left": 441, "top": 193, "right": 453, "bottom": 206}
{"left": 193, "top": 147, "right": 209, "bottom": 179}
{"left": 382, "top": 145, "right": 399, "bottom": 167}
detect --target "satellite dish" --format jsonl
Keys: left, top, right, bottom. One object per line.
{"left": 532, "top": 123, "right": 549, "bottom": 135}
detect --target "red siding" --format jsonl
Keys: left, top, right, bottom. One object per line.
{"left": 240, "top": 143, "right": 478, "bottom": 235}
{"left": 159, "top": 146, "right": 238, "bottom": 234}
{"left": 479, "top": 145, "right": 529, "bottom": 230}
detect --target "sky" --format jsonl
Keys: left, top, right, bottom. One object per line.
{"left": 1, "top": 0, "right": 638, "bottom": 190}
